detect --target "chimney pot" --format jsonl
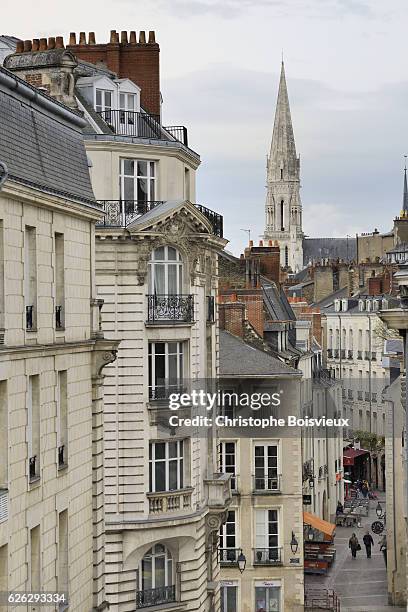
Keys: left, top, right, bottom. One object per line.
{"left": 55, "top": 36, "right": 64, "bottom": 49}
{"left": 121, "top": 31, "right": 128, "bottom": 44}
{"left": 69, "top": 32, "right": 76, "bottom": 45}
{"left": 115, "top": 32, "right": 119, "bottom": 43}
{"left": 249, "top": 240, "right": 254, "bottom": 247}
{"left": 16, "top": 40, "right": 24, "bottom": 53}
{"left": 88, "top": 32, "right": 96, "bottom": 45}
{"left": 110, "top": 30, "right": 117, "bottom": 43}
{"left": 259, "top": 240, "right": 264, "bottom": 247}
{"left": 39, "top": 38, "right": 48, "bottom": 51}
{"left": 148, "top": 30, "right": 156, "bottom": 43}
{"left": 129, "top": 30, "right": 137, "bottom": 44}
{"left": 79, "top": 31, "right": 86, "bottom": 45}
{"left": 32, "top": 39, "right": 39, "bottom": 51}
{"left": 139, "top": 30, "right": 146, "bottom": 43}
{"left": 23, "top": 40, "right": 32, "bottom": 52}
{"left": 48, "top": 37, "right": 56, "bottom": 49}
{"left": 268, "top": 240, "right": 273, "bottom": 246}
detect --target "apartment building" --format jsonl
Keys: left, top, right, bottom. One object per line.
{"left": 0, "top": 65, "right": 117, "bottom": 611}
{"left": 217, "top": 322, "right": 304, "bottom": 612}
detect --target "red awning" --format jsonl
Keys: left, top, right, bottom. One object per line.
{"left": 343, "top": 448, "right": 370, "bottom": 466}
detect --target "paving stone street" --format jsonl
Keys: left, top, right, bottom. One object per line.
{"left": 305, "top": 494, "right": 406, "bottom": 611}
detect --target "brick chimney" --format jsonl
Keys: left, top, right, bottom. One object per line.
{"left": 66, "top": 30, "right": 161, "bottom": 116}
{"left": 368, "top": 274, "right": 383, "bottom": 296}
{"left": 243, "top": 239, "right": 281, "bottom": 284}
{"left": 219, "top": 301, "right": 246, "bottom": 338}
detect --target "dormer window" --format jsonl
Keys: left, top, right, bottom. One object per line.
{"left": 95, "top": 89, "right": 112, "bottom": 114}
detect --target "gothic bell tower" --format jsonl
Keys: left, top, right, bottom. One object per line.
{"left": 264, "top": 62, "right": 303, "bottom": 272}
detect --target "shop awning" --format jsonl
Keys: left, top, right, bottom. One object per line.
{"left": 303, "top": 511, "right": 336, "bottom": 538}
{"left": 343, "top": 447, "right": 370, "bottom": 466}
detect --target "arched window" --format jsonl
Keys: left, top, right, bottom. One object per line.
{"left": 149, "top": 246, "right": 183, "bottom": 295}
{"left": 280, "top": 200, "right": 285, "bottom": 231}
{"left": 284, "top": 246, "right": 288, "bottom": 267}
{"left": 137, "top": 544, "right": 175, "bottom": 607}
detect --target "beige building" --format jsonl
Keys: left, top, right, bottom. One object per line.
{"left": 217, "top": 327, "right": 305, "bottom": 612}
{"left": 0, "top": 65, "right": 117, "bottom": 611}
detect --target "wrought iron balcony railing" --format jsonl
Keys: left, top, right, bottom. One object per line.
{"left": 253, "top": 547, "right": 282, "bottom": 565}
{"left": 148, "top": 384, "right": 185, "bottom": 401}
{"left": 26, "top": 305, "right": 34, "bottom": 330}
{"left": 219, "top": 548, "right": 241, "bottom": 565}
{"left": 97, "top": 200, "right": 164, "bottom": 227}
{"left": 147, "top": 295, "right": 194, "bottom": 323}
{"left": 96, "top": 200, "right": 224, "bottom": 237}
{"left": 195, "top": 204, "right": 224, "bottom": 237}
{"left": 136, "top": 585, "right": 176, "bottom": 609}
{"left": 253, "top": 474, "right": 281, "bottom": 493}
{"left": 55, "top": 305, "right": 63, "bottom": 329}
{"left": 97, "top": 109, "right": 162, "bottom": 138}
{"left": 163, "top": 125, "right": 188, "bottom": 146}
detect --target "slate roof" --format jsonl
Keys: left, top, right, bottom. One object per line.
{"left": 303, "top": 237, "right": 357, "bottom": 265}
{"left": 219, "top": 330, "right": 301, "bottom": 377}
{"left": 0, "top": 65, "right": 97, "bottom": 206}
{"left": 262, "top": 280, "right": 296, "bottom": 322}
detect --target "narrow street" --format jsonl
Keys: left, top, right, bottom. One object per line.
{"left": 306, "top": 494, "right": 405, "bottom": 611}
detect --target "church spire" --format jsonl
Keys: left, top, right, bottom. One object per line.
{"left": 268, "top": 61, "right": 298, "bottom": 181}
{"left": 402, "top": 158, "right": 408, "bottom": 218}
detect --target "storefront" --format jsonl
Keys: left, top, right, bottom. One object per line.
{"left": 303, "top": 511, "right": 336, "bottom": 575}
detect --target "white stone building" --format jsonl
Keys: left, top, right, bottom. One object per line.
{"left": 0, "top": 65, "right": 117, "bottom": 611}
{"left": 264, "top": 63, "right": 303, "bottom": 273}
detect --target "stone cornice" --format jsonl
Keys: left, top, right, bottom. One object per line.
{"left": 0, "top": 337, "right": 118, "bottom": 361}
{"left": 1, "top": 180, "right": 103, "bottom": 222}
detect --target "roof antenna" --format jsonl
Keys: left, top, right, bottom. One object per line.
{"left": 241, "top": 228, "right": 251, "bottom": 244}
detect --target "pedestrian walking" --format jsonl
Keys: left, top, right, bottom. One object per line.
{"left": 349, "top": 533, "right": 361, "bottom": 559}
{"left": 336, "top": 501, "right": 344, "bottom": 515}
{"left": 379, "top": 534, "right": 387, "bottom": 567}
{"left": 362, "top": 530, "right": 374, "bottom": 558}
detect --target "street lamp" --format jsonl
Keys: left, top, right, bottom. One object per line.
{"left": 290, "top": 531, "right": 299, "bottom": 554}
{"left": 237, "top": 550, "right": 246, "bottom": 574}
{"left": 376, "top": 501, "right": 383, "bottom": 518}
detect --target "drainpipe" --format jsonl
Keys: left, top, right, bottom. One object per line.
{"left": 382, "top": 391, "right": 398, "bottom": 595}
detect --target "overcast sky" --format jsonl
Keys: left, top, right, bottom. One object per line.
{"left": 2, "top": 0, "right": 408, "bottom": 254}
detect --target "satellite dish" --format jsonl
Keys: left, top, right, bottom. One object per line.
{"left": 0, "top": 161, "right": 8, "bottom": 188}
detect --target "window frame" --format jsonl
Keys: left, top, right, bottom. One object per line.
{"left": 119, "top": 158, "right": 157, "bottom": 203}
{"left": 148, "top": 246, "right": 183, "bottom": 296}
{"left": 149, "top": 439, "right": 184, "bottom": 492}
{"left": 148, "top": 341, "right": 185, "bottom": 400}
{"left": 253, "top": 442, "right": 279, "bottom": 491}
{"left": 219, "top": 441, "right": 237, "bottom": 490}
{"left": 139, "top": 544, "right": 174, "bottom": 591}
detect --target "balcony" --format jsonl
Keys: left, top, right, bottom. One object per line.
{"left": 219, "top": 548, "right": 241, "bottom": 566}
{"left": 253, "top": 547, "right": 282, "bottom": 565}
{"left": 357, "top": 350, "right": 362, "bottom": 360}
{"left": 365, "top": 350, "right": 371, "bottom": 360}
{"left": 333, "top": 349, "right": 339, "bottom": 359}
{"left": 371, "top": 351, "right": 377, "bottom": 360}
{"left": 340, "top": 349, "right": 346, "bottom": 359}
{"left": 136, "top": 585, "right": 176, "bottom": 609}
{"left": 147, "top": 295, "right": 194, "bottom": 324}
{"left": 253, "top": 475, "right": 281, "bottom": 494}
{"left": 347, "top": 350, "right": 353, "bottom": 359}
{"left": 0, "top": 489, "right": 8, "bottom": 523}
{"left": 164, "top": 125, "right": 188, "bottom": 146}
{"left": 147, "top": 488, "right": 193, "bottom": 514}
{"left": 148, "top": 384, "right": 185, "bottom": 402}
{"left": 96, "top": 199, "right": 224, "bottom": 237}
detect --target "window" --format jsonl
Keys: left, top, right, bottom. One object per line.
{"left": 221, "top": 583, "right": 238, "bottom": 612}
{"left": 255, "top": 583, "right": 281, "bottom": 612}
{"left": 149, "top": 441, "right": 184, "bottom": 492}
{"left": 30, "top": 525, "right": 40, "bottom": 594}
{"left": 58, "top": 510, "right": 68, "bottom": 597}
{"left": 219, "top": 390, "right": 236, "bottom": 419}
{"left": 0, "top": 381, "right": 7, "bottom": 487}
{"left": 95, "top": 89, "right": 112, "bottom": 114}
{"left": 254, "top": 443, "right": 279, "bottom": 491}
{"left": 219, "top": 510, "right": 236, "bottom": 556}
{"left": 184, "top": 167, "right": 190, "bottom": 200}
{"left": 280, "top": 200, "right": 284, "bottom": 231}
{"left": 219, "top": 441, "right": 237, "bottom": 490}
{"left": 119, "top": 92, "right": 137, "bottom": 133}
{"left": 255, "top": 509, "right": 280, "bottom": 563}
{"left": 55, "top": 233, "right": 65, "bottom": 329}
{"left": 120, "top": 159, "right": 156, "bottom": 205}
{"left": 284, "top": 246, "right": 288, "bottom": 267}
{"left": 148, "top": 342, "right": 184, "bottom": 400}
{"left": 57, "top": 371, "right": 68, "bottom": 469}
{"left": 28, "top": 375, "right": 40, "bottom": 482}
{"left": 137, "top": 544, "right": 175, "bottom": 607}
{"left": 24, "top": 226, "right": 37, "bottom": 330}
{"left": 119, "top": 92, "right": 136, "bottom": 112}
{"left": 148, "top": 246, "right": 183, "bottom": 295}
